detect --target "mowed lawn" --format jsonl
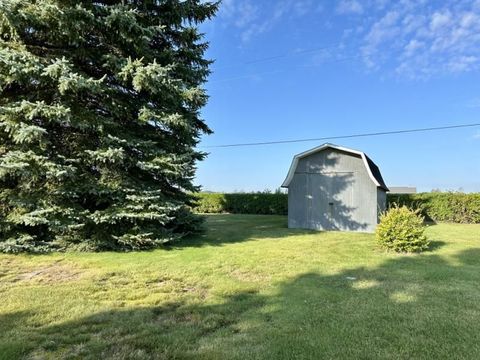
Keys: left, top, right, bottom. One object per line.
{"left": 1, "top": 215, "right": 480, "bottom": 359}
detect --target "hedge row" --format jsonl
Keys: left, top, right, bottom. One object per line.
{"left": 387, "top": 193, "right": 480, "bottom": 224}
{"left": 194, "top": 193, "right": 288, "bottom": 215}
{"left": 194, "top": 192, "right": 480, "bottom": 223}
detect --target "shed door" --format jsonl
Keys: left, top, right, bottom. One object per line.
{"left": 307, "top": 172, "right": 354, "bottom": 230}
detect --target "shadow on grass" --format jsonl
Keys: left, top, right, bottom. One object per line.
{"left": 172, "top": 214, "right": 318, "bottom": 249}
{"left": 426, "top": 240, "right": 447, "bottom": 252}
{"left": 2, "top": 248, "right": 480, "bottom": 359}
{"left": 177, "top": 215, "right": 448, "bottom": 252}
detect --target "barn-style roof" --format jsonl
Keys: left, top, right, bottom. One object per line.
{"left": 281, "top": 143, "right": 389, "bottom": 191}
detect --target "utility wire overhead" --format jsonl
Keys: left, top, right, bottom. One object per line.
{"left": 213, "top": 42, "right": 344, "bottom": 70}
{"left": 200, "top": 123, "right": 480, "bottom": 149}
{"left": 209, "top": 54, "right": 366, "bottom": 84}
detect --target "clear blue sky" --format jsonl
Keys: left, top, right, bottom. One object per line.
{"left": 195, "top": 0, "right": 480, "bottom": 193}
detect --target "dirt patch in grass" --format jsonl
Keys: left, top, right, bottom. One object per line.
{"left": 1, "top": 259, "right": 83, "bottom": 284}
{"left": 229, "top": 269, "right": 271, "bottom": 283}
{"left": 17, "top": 265, "right": 82, "bottom": 283}
{"left": 144, "top": 277, "right": 209, "bottom": 299}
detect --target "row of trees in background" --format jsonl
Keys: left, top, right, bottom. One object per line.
{"left": 194, "top": 192, "right": 480, "bottom": 223}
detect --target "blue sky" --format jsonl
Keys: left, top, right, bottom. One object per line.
{"left": 195, "top": 0, "right": 480, "bottom": 192}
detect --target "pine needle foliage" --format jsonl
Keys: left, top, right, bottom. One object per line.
{"left": 0, "top": 0, "right": 218, "bottom": 252}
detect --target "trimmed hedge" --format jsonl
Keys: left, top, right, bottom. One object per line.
{"left": 194, "top": 193, "right": 288, "bottom": 215}
{"left": 387, "top": 193, "right": 480, "bottom": 224}
{"left": 194, "top": 192, "right": 480, "bottom": 223}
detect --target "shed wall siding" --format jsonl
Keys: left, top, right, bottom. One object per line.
{"left": 377, "top": 188, "right": 387, "bottom": 221}
{"left": 288, "top": 148, "right": 384, "bottom": 232}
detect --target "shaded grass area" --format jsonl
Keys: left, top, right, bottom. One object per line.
{"left": 1, "top": 215, "right": 480, "bottom": 359}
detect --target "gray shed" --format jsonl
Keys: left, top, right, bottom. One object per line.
{"left": 281, "top": 143, "right": 389, "bottom": 232}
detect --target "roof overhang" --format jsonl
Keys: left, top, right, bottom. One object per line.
{"left": 281, "top": 143, "right": 388, "bottom": 190}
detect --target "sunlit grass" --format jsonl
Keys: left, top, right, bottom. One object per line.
{"left": 1, "top": 215, "right": 479, "bottom": 359}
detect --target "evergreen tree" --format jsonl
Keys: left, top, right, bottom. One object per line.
{"left": 0, "top": 0, "right": 217, "bottom": 252}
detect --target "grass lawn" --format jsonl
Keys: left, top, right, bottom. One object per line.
{"left": 1, "top": 215, "right": 480, "bottom": 359}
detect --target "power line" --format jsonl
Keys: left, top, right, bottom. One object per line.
{"left": 200, "top": 123, "right": 480, "bottom": 149}
{"left": 208, "top": 54, "right": 366, "bottom": 84}
{"left": 213, "top": 42, "right": 344, "bottom": 70}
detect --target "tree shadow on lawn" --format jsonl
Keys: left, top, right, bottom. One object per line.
{"left": 176, "top": 215, "right": 447, "bottom": 251}
{"left": 3, "top": 248, "right": 480, "bottom": 359}
{"left": 173, "top": 214, "right": 319, "bottom": 249}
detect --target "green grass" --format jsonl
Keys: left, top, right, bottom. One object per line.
{"left": 1, "top": 215, "right": 480, "bottom": 359}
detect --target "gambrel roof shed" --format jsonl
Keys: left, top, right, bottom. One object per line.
{"left": 282, "top": 143, "right": 388, "bottom": 191}
{"left": 281, "top": 143, "right": 389, "bottom": 232}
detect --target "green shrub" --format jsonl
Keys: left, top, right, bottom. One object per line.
{"left": 387, "top": 193, "right": 480, "bottom": 223}
{"left": 376, "top": 205, "right": 429, "bottom": 253}
{"left": 193, "top": 193, "right": 288, "bottom": 215}
{"left": 194, "top": 193, "right": 228, "bottom": 213}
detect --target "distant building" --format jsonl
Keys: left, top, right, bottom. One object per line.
{"left": 281, "top": 143, "right": 388, "bottom": 233}
{"left": 388, "top": 187, "right": 417, "bottom": 194}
